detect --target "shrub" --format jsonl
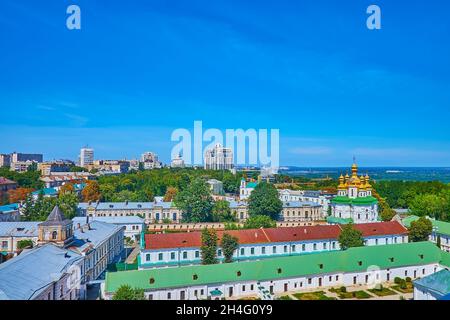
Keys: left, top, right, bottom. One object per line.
{"left": 405, "top": 277, "right": 412, "bottom": 283}
{"left": 340, "top": 286, "right": 347, "bottom": 293}
{"left": 394, "top": 277, "right": 402, "bottom": 284}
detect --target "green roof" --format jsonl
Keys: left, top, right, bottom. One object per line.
{"left": 332, "top": 196, "right": 378, "bottom": 206}
{"left": 441, "top": 251, "right": 450, "bottom": 268}
{"left": 105, "top": 242, "right": 443, "bottom": 294}
{"left": 326, "top": 216, "right": 353, "bottom": 225}
{"left": 246, "top": 182, "right": 258, "bottom": 188}
{"left": 402, "top": 215, "right": 450, "bottom": 237}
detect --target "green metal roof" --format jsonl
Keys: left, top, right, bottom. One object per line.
{"left": 105, "top": 241, "right": 443, "bottom": 294}
{"left": 402, "top": 215, "right": 450, "bottom": 237}
{"left": 440, "top": 251, "right": 450, "bottom": 268}
{"left": 246, "top": 182, "right": 258, "bottom": 188}
{"left": 326, "top": 216, "right": 353, "bottom": 225}
{"left": 331, "top": 196, "right": 378, "bottom": 206}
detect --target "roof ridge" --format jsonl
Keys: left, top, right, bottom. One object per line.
{"left": 260, "top": 227, "right": 271, "bottom": 242}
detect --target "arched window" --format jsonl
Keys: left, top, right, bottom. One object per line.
{"left": 52, "top": 231, "right": 58, "bottom": 240}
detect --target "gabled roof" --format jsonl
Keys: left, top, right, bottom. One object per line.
{"left": 144, "top": 222, "right": 408, "bottom": 250}
{"left": 0, "top": 244, "right": 83, "bottom": 300}
{"left": 352, "top": 221, "right": 408, "bottom": 237}
{"left": 106, "top": 241, "right": 442, "bottom": 292}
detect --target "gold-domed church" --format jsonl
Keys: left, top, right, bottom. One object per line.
{"left": 330, "top": 161, "right": 379, "bottom": 224}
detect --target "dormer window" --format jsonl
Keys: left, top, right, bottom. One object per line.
{"left": 389, "top": 257, "right": 394, "bottom": 263}
{"left": 319, "top": 264, "right": 324, "bottom": 269}
{"left": 277, "top": 268, "right": 282, "bottom": 274}
{"left": 358, "top": 261, "right": 363, "bottom": 266}
{"left": 419, "top": 254, "right": 424, "bottom": 259}
{"left": 149, "top": 278, "right": 155, "bottom": 284}
{"left": 237, "top": 271, "right": 242, "bottom": 277}
{"left": 193, "top": 274, "right": 198, "bottom": 280}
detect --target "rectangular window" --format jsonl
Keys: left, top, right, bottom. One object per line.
{"left": 262, "top": 247, "right": 266, "bottom": 254}
{"left": 313, "top": 243, "right": 317, "bottom": 250}
{"left": 250, "top": 248, "right": 255, "bottom": 255}
{"left": 332, "top": 242, "right": 336, "bottom": 249}
{"left": 195, "top": 251, "right": 200, "bottom": 258}
{"left": 171, "top": 252, "right": 176, "bottom": 260}
{"left": 283, "top": 245, "right": 288, "bottom": 253}
{"left": 158, "top": 253, "right": 163, "bottom": 261}
{"left": 323, "top": 243, "right": 327, "bottom": 250}
{"left": 292, "top": 245, "right": 296, "bottom": 252}
{"left": 1, "top": 241, "right": 7, "bottom": 248}
{"left": 272, "top": 246, "right": 277, "bottom": 254}
{"left": 308, "top": 278, "right": 312, "bottom": 285}
{"left": 242, "top": 285, "right": 246, "bottom": 292}
{"left": 183, "top": 252, "right": 188, "bottom": 259}
{"left": 146, "top": 254, "right": 151, "bottom": 262}
{"left": 240, "top": 248, "right": 245, "bottom": 255}
{"left": 302, "top": 244, "right": 306, "bottom": 251}
{"left": 167, "top": 292, "right": 171, "bottom": 300}
{"left": 218, "top": 249, "right": 222, "bottom": 257}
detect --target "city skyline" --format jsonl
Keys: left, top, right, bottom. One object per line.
{"left": 1, "top": 1, "right": 450, "bottom": 166}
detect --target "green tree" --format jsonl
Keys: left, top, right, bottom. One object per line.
{"left": 243, "top": 215, "right": 276, "bottom": 229}
{"left": 409, "top": 194, "right": 446, "bottom": 220}
{"left": 408, "top": 216, "right": 433, "bottom": 242}
{"left": 57, "top": 192, "right": 79, "bottom": 219}
{"left": 338, "top": 223, "right": 364, "bottom": 250}
{"left": 200, "top": 229, "right": 218, "bottom": 265}
{"left": 17, "top": 239, "right": 33, "bottom": 250}
{"left": 212, "top": 200, "right": 235, "bottom": 222}
{"left": 221, "top": 233, "right": 239, "bottom": 263}
{"left": 174, "top": 178, "right": 213, "bottom": 222}
{"left": 112, "top": 285, "right": 145, "bottom": 300}
{"left": 248, "top": 182, "right": 282, "bottom": 220}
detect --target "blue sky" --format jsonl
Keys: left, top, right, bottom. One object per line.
{"left": 1, "top": 0, "right": 450, "bottom": 166}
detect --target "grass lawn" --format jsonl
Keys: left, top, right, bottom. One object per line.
{"left": 278, "top": 295, "right": 293, "bottom": 300}
{"left": 293, "top": 291, "right": 336, "bottom": 300}
{"left": 391, "top": 283, "right": 414, "bottom": 294}
{"left": 368, "top": 287, "right": 397, "bottom": 297}
{"left": 329, "top": 288, "right": 372, "bottom": 299}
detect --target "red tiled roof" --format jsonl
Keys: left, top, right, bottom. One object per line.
{"left": 351, "top": 221, "right": 408, "bottom": 237}
{"left": 145, "top": 225, "right": 340, "bottom": 250}
{"left": 263, "top": 225, "right": 342, "bottom": 242}
{"left": 145, "top": 229, "right": 270, "bottom": 250}
{"left": 144, "top": 221, "right": 409, "bottom": 250}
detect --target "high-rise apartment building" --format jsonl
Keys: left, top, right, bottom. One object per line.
{"left": 80, "top": 147, "right": 94, "bottom": 167}
{"left": 204, "top": 144, "right": 234, "bottom": 170}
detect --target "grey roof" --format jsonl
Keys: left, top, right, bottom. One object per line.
{"left": 303, "top": 190, "right": 322, "bottom": 198}
{"left": 227, "top": 200, "right": 248, "bottom": 209}
{"left": 0, "top": 244, "right": 83, "bottom": 300}
{"left": 78, "top": 202, "right": 175, "bottom": 211}
{"left": 414, "top": 269, "right": 450, "bottom": 297}
{"left": 72, "top": 216, "right": 144, "bottom": 225}
{"left": 283, "top": 201, "right": 322, "bottom": 208}
{"left": 69, "top": 221, "right": 123, "bottom": 254}
{"left": 39, "top": 206, "right": 72, "bottom": 226}
{"left": 0, "top": 222, "right": 40, "bottom": 237}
